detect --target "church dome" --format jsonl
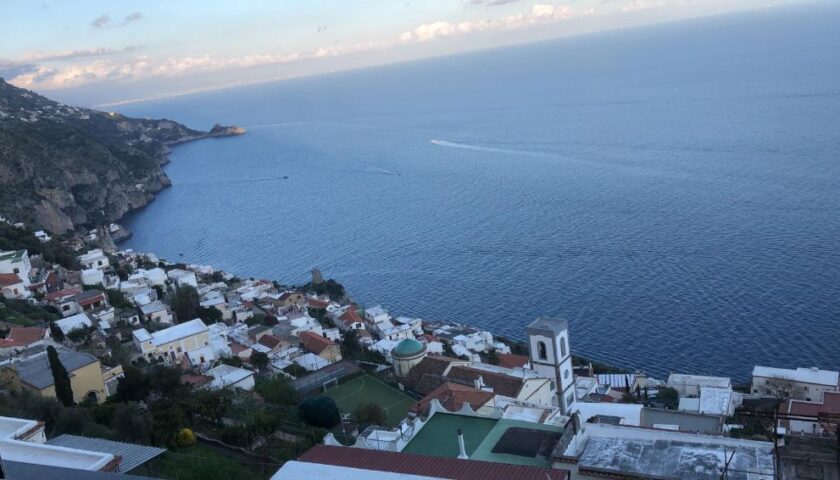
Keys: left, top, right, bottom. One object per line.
{"left": 392, "top": 338, "right": 425, "bottom": 358}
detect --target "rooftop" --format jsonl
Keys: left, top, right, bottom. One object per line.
{"left": 392, "top": 338, "right": 425, "bottom": 357}
{"left": 0, "top": 249, "right": 27, "bottom": 263}
{"left": 299, "top": 331, "right": 335, "bottom": 354}
{"left": 0, "top": 327, "right": 46, "bottom": 348}
{"left": 45, "top": 434, "right": 165, "bottom": 473}
{"left": 470, "top": 419, "right": 566, "bottom": 468}
{"left": 139, "top": 300, "right": 167, "bottom": 315}
{"left": 753, "top": 365, "right": 839, "bottom": 386}
{"left": 526, "top": 316, "right": 568, "bottom": 336}
{"left": 569, "top": 424, "right": 774, "bottom": 480}
{"left": 402, "top": 413, "right": 497, "bottom": 458}
{"left": 668, "top": 373, "right": 732, "bottom": 389}
{"left": 137, "top": 319, "right": 208, "bottom": 347}
{"left": 13, "top": 347, "right": 98, "bottom": 389}
{"left": 54, "top": 312, "right": 93, "bottom": 335}
{"left": 0, "top": 272, "right": 23, "bottom": 287}
{"left": 411, "top": 382, "right": 495, "bottom": 415}
{"left": 298, "top": 444, "right": 568, "bottom": 480}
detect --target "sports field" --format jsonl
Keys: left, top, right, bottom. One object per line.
{"left": 325, "top": 374, "right": 416, "bottom": 426}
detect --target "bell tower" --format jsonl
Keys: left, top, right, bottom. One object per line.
{"left": 527, "top": 316, "right": 576, "bottom": 415}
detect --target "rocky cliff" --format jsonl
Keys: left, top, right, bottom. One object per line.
{"left": 0, "top": 78, "right": 243, "bottom": 233}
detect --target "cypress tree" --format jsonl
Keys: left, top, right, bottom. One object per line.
{"left": 47, "top": 345, "right": 74, "bottom": 406}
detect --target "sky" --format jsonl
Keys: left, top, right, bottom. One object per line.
{"left": 0, "top": 0, "right": 806, "bottom": 106}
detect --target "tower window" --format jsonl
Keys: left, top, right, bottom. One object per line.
{"left": 537, "top": 341, "right": 547, "bottom": 360}
{"left": 560, "top": 337, "right": 567, "bottom": 357}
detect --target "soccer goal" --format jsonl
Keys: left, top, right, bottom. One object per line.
{"left": 322, "top": 377, "right": 339, "bottom": 393}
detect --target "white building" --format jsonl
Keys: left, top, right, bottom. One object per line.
{"left": 78, "top": 249, "right": 109, "bottom": 270}
{"left": 206, "top": 364, "right": 255, "bottom": 391}
{"left": 0, "top": 249, "right": 31, "bottom": 284}
{"left": 140, "top": 300, "right": 173, "bottom": 325}
{"left": 0, "top": 273, "right": 29, "bottom": 300}
{"left": 81, "top": 268, "right": 105, "bottom": 286}
{"left": 667, "top": 373, "right": 731, "bottom": 397}
{"left": 752, "top": 366, "right": 839, "bottom": 402}
{"left": 54, "top": 312, "right": 94, "bottom": 336}
{"left": 132, "top": 319, "right": 213, "bottom": 365}
{"left": 527, "top": 316, "right": 575, "bottom": 414}
{"left": 168, "top": 269, "right": 198, "bottom": 288}
{"left": 34, "top": 230, "right": 51, "bottom": 242}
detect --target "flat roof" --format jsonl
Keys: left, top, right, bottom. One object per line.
{"left": 140, "top": 319, "right": 207, "bottom": 347}
{"left": 402, "top": 413, "right": 497, "bottom": 458}
{"left": 572, "top": 424, "right": 774, "bottom": 480}
{"left": 46, "top": 434, "right": 165, "bottom": 473}
{"left": 753, "top": 365, "right": 839, "bottom": 386}
{"left": 272, "top": 461, "right": 440, "bottom": 480}
{"left": 0, "top": 439, "right": 113, "bottom": 471}
{"left": 470, "top": 419, "right": 565, "bottom": 468}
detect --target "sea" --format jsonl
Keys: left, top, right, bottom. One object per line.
{"left": 117, "top": 3, "right": 840, "bottom": 381}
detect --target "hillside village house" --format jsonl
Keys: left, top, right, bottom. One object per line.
{"left": 54, "top": 312, "right": 94, "bottom": 337}
{"left": 167, "top": 268, "right": 198, "bottom": 288}
{"left": 132, "top": 319, "right": 213, "bottom": 365}
{"left": 780, "top": 391, "right": 840, "bottom": 435}
{"left": 0, "top": 347, "right": 108, "bottom": 403}
{"left": 80, "top": 268, "right": 105, "bottom": 286}
{"left": 0, "top": 249, "right": 31, "bottom": 280}
{"left": 0, "top": 327, "right": 50, "bottom": 356}
{"left": 77, "top": 249, "right": 109, "bottom": 270}
{"left": 139, "top": 300, "right": 173, "bottom": 325}
{"left": 299, "top": 331, "right": 342, "bottom": 364}
{"left": 0, "top": 272, "right": 29, "bottom": 300}
{"left": 752, "top": 366, "right": 839, "bottom": 401}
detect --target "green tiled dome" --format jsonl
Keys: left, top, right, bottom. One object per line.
{"left": 392, "top": 338, "right": 424, "bottom": 357}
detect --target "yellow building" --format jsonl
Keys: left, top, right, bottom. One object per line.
{"left": 0, "top": 346, "right": 108, "bottom": 404}
{"left": 132, "top": 318, "right": 213, "bottom": 365}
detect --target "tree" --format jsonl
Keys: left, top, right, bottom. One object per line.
{"left": 299, "top": 396, "right": 341, "bottom": 428}
{"left": 485, "top": 348, "right": 500, "bottom": 365}
{"left": 171, "top": 285, "right": 199, "bottom": 322}
{"left": 48, "top": 321, "right": 65, "bottom": 342}
{"left": 114, "top": 365, "right": 151, "bottom": 402}
{"left": 220, "top": 355, "right": 243, "bottom": 368}
{"left": 106, "top": 289, "right": 133, "bottom": 309}
{"left": 763, "top": 377, "right": 804, "bottom": 402}
{"left": 250, "top": 351, "right": 269, "bottom": 370}
{"left": 196, "top": 305, "right": 223, "bottom": 324}
{"left": 112, "top": 402, "right": 153, "bottom": 444}
{"left": 355, "top": 402, "right": 386, "bottom": 425}
{"left": 255, "top": 376, "right": 296, "bottom": 405}
{"left": 47, "top": 346, "right": 74, "bottom": 406}
{"left": 658, "top": 386, "right": 680, "bottom": 410}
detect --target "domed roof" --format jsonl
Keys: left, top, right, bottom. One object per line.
{"left": 391, "top": 338, "right": 425, "bottom": 357}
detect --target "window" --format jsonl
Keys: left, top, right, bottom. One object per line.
{"left": 537, "top": 341, "right": 547, "bottom": 361}
{"left": 564, "top": 369, "right": 570, "bottom": 379}
{"left": 560, "top": 337, "right": 567, "bottom": 357}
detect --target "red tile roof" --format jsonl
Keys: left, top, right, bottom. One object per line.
{"left": 339, "top": 307, "right": 363, "bottom": 327}
{"left": 497, "top": 353, "right": 529, "bottom": 369}
{"left": 299, "top": 331, "right": 334, "bottom": 354}
{"left": 0, "top": 273, "right": 23, "bottom": 287}
{"left": 258, "top": 334, "right": 285, "bottom": 350}
{"left": 230, "top": 341, "right": 251, "bottom": 355}
{"left": 446, "top": 365, "right": 526, "bottom": 398}
{"left": 45, "top": 288, "right": 82, "bottom": 302}
{"left": 783, "top": 391, "right": 840, "bottom": 417}
{"left": 299, "top": 444, "right": 568, "bottom": 480}
{"left": 403, "top": 356, "right": 463, "bottom": 395}
{"left": 307, "top": 298, "right": 329, "bottom": 309}
{"left": 0, "top": 327, "right": 47, "bottom": 348}
{"left": 411, "top": 381, "right": 495, "bottom": 415}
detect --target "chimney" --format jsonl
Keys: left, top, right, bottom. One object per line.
{"left": 457, "top": 429, "right": 468, "bottom": 460}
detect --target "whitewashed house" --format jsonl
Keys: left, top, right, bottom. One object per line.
{"left": 752, "top": 366, "right": 839, "bottom": 401}
{"left": 78, "top": 249, "right": 109, "bottom": 270}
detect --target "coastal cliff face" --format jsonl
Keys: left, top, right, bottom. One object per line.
{"left": 0, "top": 78, "right": 242, "bottom": 234}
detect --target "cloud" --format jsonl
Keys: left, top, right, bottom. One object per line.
{"left": 20, "top": 46, "right": 142, "bottom": 63}
{"left": 5, "top": 41, "right": 382, "bottom": 90}
{"left": 400, "top": 3, "right": 590, "bottom": 42}
{"left": 122, "top": 12, "right": 143, "bottom": 25}
{"left": 469, "top": 0, "right": 520, "bottom": 5}
{"left": 90, "top": 14, "right": 111, "bottom": 28}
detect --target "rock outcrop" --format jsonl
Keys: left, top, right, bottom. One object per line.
{"left": 0, "top": 78, "right": 243, "bottom": 233}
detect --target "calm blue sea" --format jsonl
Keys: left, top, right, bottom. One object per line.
{"left": 118, "top": 4, "right": 840, "bottom": 380}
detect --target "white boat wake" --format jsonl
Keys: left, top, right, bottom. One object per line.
{"left": 430, "top": 139, "right": 550, "bottom": 158}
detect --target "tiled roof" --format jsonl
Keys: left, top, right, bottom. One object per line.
{"left": 403, "top": 356, "right": 461, "bottom": 396}
{"left": 258, "top": 334, "right": 284, "bottom": 350}
{"left": 307, "top": 298, "right": 329, "bottom": 309}
{"left": 339, "top": 307, "right": 363, "bottom": 326}
{"left": 446, "top": 366, "right": 525, "bottom": 398}
{"left": 299, "top": 444, "right": 568, "bottom": 480}
{"left": 782, "top": 391, "right": 840, "bottom": 416}
{"left": 0, "top": 327, "right": 46, "bottom": 348}
{"left": 229, "top": 341, "right": 251, "bottom": 355}
{"left": 45, "top": 288, "right": 82, "bottom": 301}
{"left": 71, "top": 289, "right": 106, "bottom": 306}
{"left": 411, "top": 382, "right": 495, "bottom": 415}
{"left": 497, "top": 354, "right": 529, "bottom": 369}
{"left": 299, "top": 331, "right": 334, "bottom": 354}
{"left": 0, "top": 272, "right": 24, "bottom": 287}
